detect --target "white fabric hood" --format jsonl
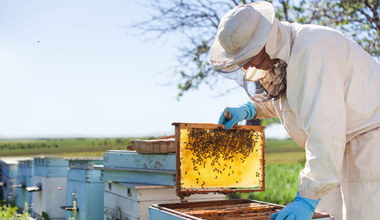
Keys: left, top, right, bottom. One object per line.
{"left": 243, "top": 18, "right": 293, "bottom": 82}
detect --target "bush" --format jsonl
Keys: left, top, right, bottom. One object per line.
{"left": 0, "top": 203, "right": 31, "bottom": 220}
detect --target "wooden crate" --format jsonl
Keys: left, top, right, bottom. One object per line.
{"left": 131, "top": 138, "right": 175, "bottom": 154}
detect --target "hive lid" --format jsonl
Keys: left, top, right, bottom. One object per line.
{"left": 172, "top": 122, "right": 265, "bottom": 199}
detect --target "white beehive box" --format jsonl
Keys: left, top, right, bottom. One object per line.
{"left": 102, "top": 150, "right": 225, "bottom": 220}
{"left": 29, "top": 156, "right": 68, "bottom": 220}
{"left": 104, "top": 181, "right": 225, "bottom": 220}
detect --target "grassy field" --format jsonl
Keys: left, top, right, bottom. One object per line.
{"left": 0, "top": 138, "right": 137, "bottom": 157}
{"left": 264, "top": 139, "right": 305, "bottom": 164}
{"left": 0, "top": 137, "right": 304, "bottom": 158}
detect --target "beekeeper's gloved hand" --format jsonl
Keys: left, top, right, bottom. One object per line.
{"left": 271, "top": 192, "right": 320, "bottom": 220}
{"left": 218, "top": 101, "right": 256, "bottom": 130}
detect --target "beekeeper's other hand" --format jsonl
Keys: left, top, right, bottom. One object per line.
{"left": 218, "top": 101, "right": 256, "bottom": 130}
{"left": 271, "top": 192, "right": 320, "bottom": 220}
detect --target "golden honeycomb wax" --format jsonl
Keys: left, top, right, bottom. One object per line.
{"left": 175, "top": 123, "right": 264, "bottom": 191}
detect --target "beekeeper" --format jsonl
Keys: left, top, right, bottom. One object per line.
{"left": 210, "top": 1, "right": 380, "bottom": 220}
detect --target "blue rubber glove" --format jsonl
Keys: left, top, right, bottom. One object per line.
{"left": 271, "top": 192, "right": 320, "bottom": 220}
{"left": 218, "top": 101, "right": 256, "bottom": 130}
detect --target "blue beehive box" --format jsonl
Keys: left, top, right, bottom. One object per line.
{"left": 64, "top": 157, "right": 104, "bottom": 220}
{"left": 15, "top": 159, "right": 33, "bottom": 212}
{"left": 0, "top": 157, "right": 27, "bottom": 202}
{"left": 29, "top": 156, "right": 68, "bottom": 220}
{"left": 103, "top": 150, "right": 176, "bottom": 185}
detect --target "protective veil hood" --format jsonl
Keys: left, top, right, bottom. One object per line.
{"left": 243, "top": 18, "right": 293, "bottom": 82}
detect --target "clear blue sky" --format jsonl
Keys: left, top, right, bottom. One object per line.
{"left": 0, "top": 0, "right": 288, "bottom": 139}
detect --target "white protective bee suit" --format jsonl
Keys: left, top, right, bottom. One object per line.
{"left": 252, "top": 16, "right": 380, "bottom": 220}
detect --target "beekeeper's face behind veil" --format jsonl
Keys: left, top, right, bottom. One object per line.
{"left": 210, "top": 1, "right": 293, "bottom": 102}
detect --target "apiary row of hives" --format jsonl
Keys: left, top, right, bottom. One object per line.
{"left": 0, "top": 156, "right": 104, "bottom": 220}
{"left": 0, "top": 123, "right": 231, "bottom": 220}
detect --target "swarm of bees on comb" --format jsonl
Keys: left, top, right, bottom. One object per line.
{"left": 181, "top": 126, "right": 262, "bottom": 188}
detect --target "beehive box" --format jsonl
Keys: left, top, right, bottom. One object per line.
{"left": 64, "top": 157, "right": 104, "bottom": 220}
{"left": 15, "top": 159, "right": 33, "bottom": 212}
{"left": 102, "top": 150, "right": 225, "bottom": 220}
{"left": 104, "top": 182, "right": 225, "bottom": 220}
{"left": 30, "top": 156, "right": 68, "bottom": 220}
{"left": 103, "top": 150, "right": 176, "bottom": 186}
{"left": 173, "top": 123, "right": 265, "bottom": 198}
{"left": 0, "top": 157, "right": 27, "bottom": 202}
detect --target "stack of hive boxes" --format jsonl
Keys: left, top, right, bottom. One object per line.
{"left": 15, "top": 158, "right": 33, "bottom": 212}
{"left": 0, "top": 157, "right": 30, "bottom": 203}
{"left": 29, "top": 156, "right": 68, "bottom": 219}
{"left": 64, "top": 157, "right": 104, "bottom": 220}
{"left": 102, "top": 149, "right": 225, "bottom": 220}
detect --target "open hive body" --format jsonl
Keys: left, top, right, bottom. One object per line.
{"left": 148, "top": 123, "right": 332, "bottom": 220}
{"left": 150, "top": 199, "right": 282, "bottom": 220}
{"left": 150, "top": 199, "right": 331, "bottom": 220}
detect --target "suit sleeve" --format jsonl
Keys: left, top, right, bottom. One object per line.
{"left": 251, "top": 100, "right": 278, "bottom": 119}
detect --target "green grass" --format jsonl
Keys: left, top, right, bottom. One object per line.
{"left": 264, "top": 139, "right": 306, "bottom": 164}
{"left": 0, "top": 138, "right": 134, "bottom": 157}
{"left": 0, "top": 137, "right": 303, "bottom": 158}
{"left": 265, "top": 152, "right": 306, "bottom": 164}
{"left": 265, "top": 139, "right": 304, "bottom": 153}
